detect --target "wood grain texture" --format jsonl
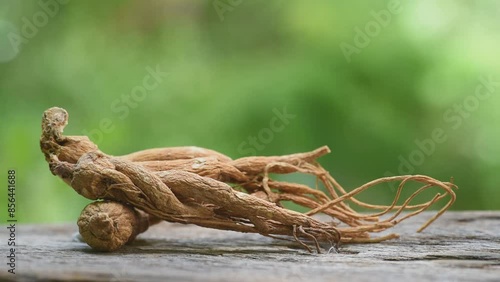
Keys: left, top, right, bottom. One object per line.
{"left": 2, "top": 211, "right": 499, "bottom": 282}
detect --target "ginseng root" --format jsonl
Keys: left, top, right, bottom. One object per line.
{"left": 41, "top": 107, "right": 457, "bottom": 252}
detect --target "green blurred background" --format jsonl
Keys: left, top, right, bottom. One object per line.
{"left": 1, "top": 0, "right": 499, "bottom": 223}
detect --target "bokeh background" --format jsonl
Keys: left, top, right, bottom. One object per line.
{"left": 1, "top": 0, "right": 499, "bottom": 223}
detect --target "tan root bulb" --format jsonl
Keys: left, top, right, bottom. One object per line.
{"left": 77, "top": 201, "right": 160, "bottom": 251}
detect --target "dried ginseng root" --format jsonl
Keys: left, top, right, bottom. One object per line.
{"left": 41, "top": 107, "right": 457, "bottom": 252}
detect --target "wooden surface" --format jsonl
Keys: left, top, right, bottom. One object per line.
{"left": 2, "top": 211, "right": 500, "bottom": 282}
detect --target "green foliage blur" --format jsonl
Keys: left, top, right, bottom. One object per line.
{"left": 1, "top": 0, "right": 499, "bottom": 223}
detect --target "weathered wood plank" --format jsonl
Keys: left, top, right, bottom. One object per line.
{"left": 2, "top": 211, "right": 499, "bottom": 281}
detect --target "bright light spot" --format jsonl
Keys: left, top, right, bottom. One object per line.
{"left": 474, "top": 128, "right": 500, "bottom": 165}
